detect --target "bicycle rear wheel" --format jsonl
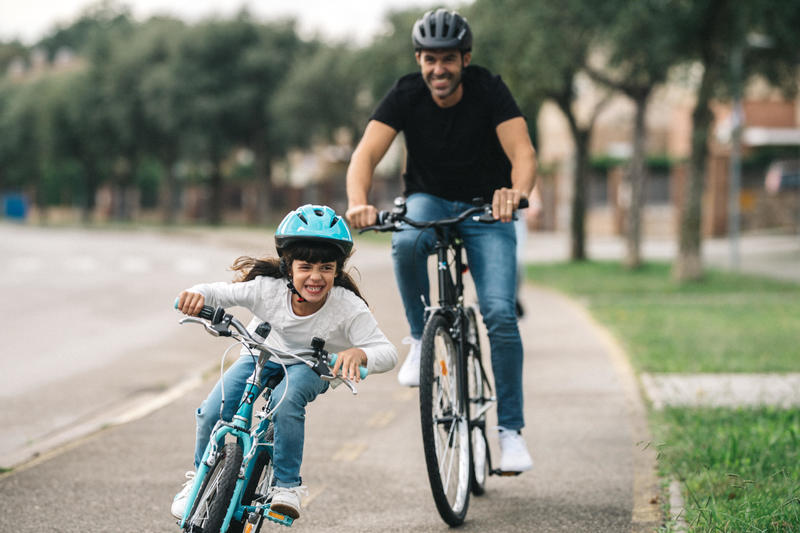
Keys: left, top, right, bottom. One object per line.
{"left": 465, "top": 306, "right": 490, "bottom": 495}
{"left": 419, "top": 313, "right": 471, "bottom": 526}
{"left": 187, "top": 442, "right": 242, "bottom": 533}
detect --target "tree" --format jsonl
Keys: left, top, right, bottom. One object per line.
{"left": 108, "top": 16, "right": 188, "bottom": 223}
{"left": 671, "top": 0, "right": 800, "bottom": 281}
{"left": 174, "top": 15, "right": 305, "bottom": 224}
{"left": 471, "top": 0, "right": 611, "bottom": 260}
{"left": 583, "top": 0, "right": 680, "bottom": 269}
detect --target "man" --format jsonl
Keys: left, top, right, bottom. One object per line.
{"left": 345, "top": 8, "right": 536, "bottom": 472}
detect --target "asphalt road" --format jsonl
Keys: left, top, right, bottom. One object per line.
{"left": 0, "top": 224, "right": 652, "bottom": 532}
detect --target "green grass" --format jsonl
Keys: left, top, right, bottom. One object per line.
{"left": 524, "top": 261, "right": 800, "bottom": 373}
{"left": 654, "top": 407, "right": 800, "bottom": 532}
{"left": 524, "top": 261, "right": 800, "bottom": 531}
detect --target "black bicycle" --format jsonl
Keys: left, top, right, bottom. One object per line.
{"left": 361, "top": 196, "right": 527, "bottom": 526}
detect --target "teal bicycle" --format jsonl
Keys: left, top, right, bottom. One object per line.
{"left": 174, "top": 303, "right": 366, "bottom": 533}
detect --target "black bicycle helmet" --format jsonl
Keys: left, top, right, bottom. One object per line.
{"left": 412, "top": 9, "right": 472, "bottom": 52}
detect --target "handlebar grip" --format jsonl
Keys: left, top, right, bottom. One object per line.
{"left": 518, "top": 197, "right": 529, "bottom": 209}
{"left": 173, "top": 298, "right": 223, "bottom": 323}
{"left": 197, "top": 306, "right": 217, "bottom": 321}
{"left": 327, "top": 353, "right": 369, "bottom": 379}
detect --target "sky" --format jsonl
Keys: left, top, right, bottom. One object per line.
{"left": 0, "top": 0, "right": 463, "bottom": 45}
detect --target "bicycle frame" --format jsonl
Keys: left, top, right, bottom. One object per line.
{"left": 181, "top": 347, "right": 292, "bottom": 531}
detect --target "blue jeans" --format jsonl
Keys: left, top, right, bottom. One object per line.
{"left": 194, "top": 356, "right": 328, "bottom": 487}
{"left": 391, "top": 193, "right": 525, "bottom": 430}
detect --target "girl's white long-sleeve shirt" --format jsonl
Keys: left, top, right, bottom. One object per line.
{"left": 187, "top": 276, "right": 397, "bottom": 375}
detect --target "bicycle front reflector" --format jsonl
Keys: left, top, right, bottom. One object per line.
{"left": 440, "top": 360, "right": 448, "bottom": 375}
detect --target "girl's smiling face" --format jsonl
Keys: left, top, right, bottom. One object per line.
{"left": 290, "top": 260, "right": 337, "bottom": 314}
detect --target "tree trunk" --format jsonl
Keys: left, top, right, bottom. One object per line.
{"left": 208, "top": 149, "right": 223, "bottom": 226}
{"left": 624, "top": 92, "right": 650, "bottom": 269}
{"left": 571, "top": 129, "right": 590, "bottom": 261}
{"left": 159, "top": 151, "right": 179, "bottom": 225}
{"left": 673, "top": 68, "right": 715, "bottom": 281}
{"left": 251, "top": 134, "right": 273, "bottom": 224}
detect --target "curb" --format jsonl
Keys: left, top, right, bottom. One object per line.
{"left": 0, "top": 370, "right": 208, "bottom": 477}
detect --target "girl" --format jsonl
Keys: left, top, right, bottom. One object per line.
{"left": 171, "top": 204, "right": 397, "bottom": 521}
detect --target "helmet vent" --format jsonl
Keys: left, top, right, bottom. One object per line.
{"left": 329, "top": 216, "right": 340, "bottom": 228}
{"left": 296, "top": 212, "right": 308, "bottom": 224}
{"left": 313, "top": 208, "right": 324, "bottom": 216}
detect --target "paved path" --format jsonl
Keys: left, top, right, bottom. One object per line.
{"left": 0, "top": 225, "right": 659, "bottom": 532}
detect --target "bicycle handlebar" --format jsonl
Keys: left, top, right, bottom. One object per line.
{"left": 173, "top": 299, "right": 369, "bottom": 380}
{"left": 359, "top": 197, "right": 529, "bottom": 234}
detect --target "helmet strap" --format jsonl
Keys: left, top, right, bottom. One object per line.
{"left": 280, "top": 258, "right": 307, "bottom": 303}
{"left": 287, "top": 280, "right": 306, "bottom": 303}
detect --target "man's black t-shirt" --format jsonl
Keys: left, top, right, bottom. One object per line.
{"left": 370, "top": 65, "right": 523, "bottom": 203}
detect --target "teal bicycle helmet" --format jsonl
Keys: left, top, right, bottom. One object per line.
{"left": 275, "top": 204, "right": 353, "bottom": 256}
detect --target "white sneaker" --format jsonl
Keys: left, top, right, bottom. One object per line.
{"left": 498, "top": 427, "right": 533, "bottom": 472}
{"left": 170, "top": 470, "right": 196, "bottom": 519}
{"left": 397, "top": 337, "right": 421, "bottom": 387}
{"left": 268, "top": 485, "right": 308, "bottom": 519}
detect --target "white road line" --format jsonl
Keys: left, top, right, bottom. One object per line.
{"left": 119, "top": 256, "right": 152, "bottom": 273}
{"left": 64, "top": 256, "right": 98, "bottom": 272}
{"left": 6, "top": 256, "right": 43, "bottom": 273}
{"left": 175, "top": 258, "right": 208, "bottom": 274}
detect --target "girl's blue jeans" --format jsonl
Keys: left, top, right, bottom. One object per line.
{"left": 194, "top": 356, "right": 328, "bottom": 487}
{"left": 391, "top": 192, "right": 525, "bottom": 430}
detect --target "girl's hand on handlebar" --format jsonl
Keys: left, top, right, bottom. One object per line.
{"left": 177, "top": 291, "right": 205, "bottom": 316}
{"left": 331, "top": 348, "right": 368, "bottom": 382}
{"left": 491, "top": 188, "right": 525, "bottom": 223}
{"left": 345, "top": 205, "right": 378, "bottom": 229}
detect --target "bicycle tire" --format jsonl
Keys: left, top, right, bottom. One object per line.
{"left": 465, "top": 306, "right": 489, "bottom": 496}
{"left": 419, "top": 313, "right": 471, "bottom": 526}
{"left": 229, "top": 424, "right": 274, "bottom": 533}
{"left": 187, "top": 442, "right": 242, "bottom": 533}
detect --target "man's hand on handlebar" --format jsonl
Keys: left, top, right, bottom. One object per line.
{"left": 345, "top": 204, "right": 379, "bottom": 229}
{"left": 491, "top": 188, "right": 526, "bottom": 223}
{"left": 177, "top": 290, "right": 205, "bottom": 316}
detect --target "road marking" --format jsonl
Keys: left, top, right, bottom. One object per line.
{"left": 302, "top": 483, "right": 327, "bottom": 507}
{"left": 175, "top": 258, "right": 207, "bottom": 274}
{"left": 392, "top": 388, "right": 416, "bottom": 402}
{"left": 0, "top": 371, "right": 206, "bottom": 475}
{"left": 7, "top": 256, "right": 43, "bottom": 273}
{"left": 119, "top": 256, "right": 152, "bottom": 273}
{"left": 64, "top": 256, "right": 98, "bottom": 272}
{"left": 331, "top": 442, "right": 367, "bottom": 462}
{"left": 366, "top": 410, "right": 396, "bottom": 428}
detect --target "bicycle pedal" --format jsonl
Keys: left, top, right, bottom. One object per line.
{"left": 264, "top": 507, "right": 294, "bottom": 527}
{"left": 491, "top": 468, "right": 523, "bottom": 477}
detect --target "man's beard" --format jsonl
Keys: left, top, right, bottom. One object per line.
{"left": 425, "top": 69, "right": 463, "bottom": 99}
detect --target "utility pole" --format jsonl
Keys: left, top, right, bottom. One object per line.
{"left": 728, "top": 44, "right": 743, "bottom": 271}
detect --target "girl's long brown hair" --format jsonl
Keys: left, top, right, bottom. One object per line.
{"left": 230, "top": 242, "right": 367, "bottom": 305}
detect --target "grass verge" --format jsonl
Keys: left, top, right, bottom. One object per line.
{"left": 525, "top": 261, "right": 800, "bottom": 531}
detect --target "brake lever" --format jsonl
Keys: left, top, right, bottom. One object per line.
{"left": 339, "top": 378, "right": 358, "bottom": 395}
{"left": 178, "top": 316, "right": 232, "bottom": 337}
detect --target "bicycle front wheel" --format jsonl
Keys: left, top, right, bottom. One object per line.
{"left": 187, "top": 442, "right": 242, "bottom": 533}
{"left": 419, "top": 313, "right": 471, "bottom": 526}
